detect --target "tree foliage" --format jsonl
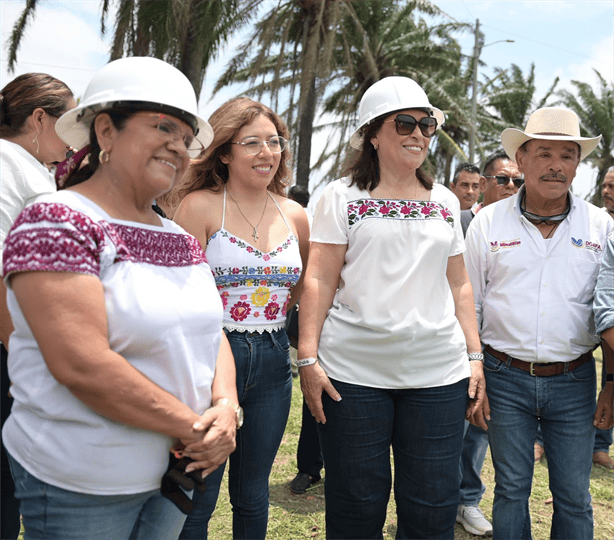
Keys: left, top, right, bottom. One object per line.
{"left": 555, "top": 70, "right": 614, "bottom": 204}
{"left": 7, "top": 0, "right": 256, "bottom": 98}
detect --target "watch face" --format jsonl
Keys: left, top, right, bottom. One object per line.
{"left": 237, "top": 407, "right": 244, "bottom": 428}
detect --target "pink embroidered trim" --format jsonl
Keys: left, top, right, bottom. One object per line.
{"left": 3, "top": 203, "right": 208, "bottom": 279}
{"left": 3, "top": 203, "right": 105, "bottom": 277}
{"left": 347, "top": 199, "right": 454, "bottom": 228}
{"left": 101, "top": 222, "right": 207, "bottom": 267}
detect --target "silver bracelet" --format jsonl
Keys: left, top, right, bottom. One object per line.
{"left": 296, "top": 357, "right": 318, "bottom": 368}
{"left": 468, "top": 352, "right": 484, "bottom": 362}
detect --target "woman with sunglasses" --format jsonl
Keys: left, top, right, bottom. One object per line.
{"left": 297, "top": 76, "right": 485, "bottom": 539}
{"left": 171, "top": 97, "right": 309, "bottom": 540}
{"left": 0, "top": 72, "right": 75, "bottom": 539}
{"left": 1, "top": 58, "right": 240, "bottom": 539}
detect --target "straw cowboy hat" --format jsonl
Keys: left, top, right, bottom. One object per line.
{"left": 501, "top": 107, "right": 601, "bottom": 162}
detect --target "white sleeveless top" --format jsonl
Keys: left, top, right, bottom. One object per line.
{"left": 206, "top": 188, "right": 302, "bottom": 333}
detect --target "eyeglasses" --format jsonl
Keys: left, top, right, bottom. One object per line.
{"left": 385, "top": 114, "right": 438, "bottom": 138}
{"left": 231, "top": 136, "right": 287, "bottom": 155}
{"left": 149, "top": 113, "right": 204, "bottom": 158}
{"left": 484, "top": 175, "right": 524, "bottom": 188}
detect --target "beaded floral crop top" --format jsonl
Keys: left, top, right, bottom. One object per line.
{"left": 206, "top": 188, "right": 302, "bottom": 333}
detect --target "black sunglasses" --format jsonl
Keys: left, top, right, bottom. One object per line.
{"left": 484, "top": 175, "right": 524, "bottom": 188}
{"left": 386, "top": 114, "right": 438, "bottom": 138}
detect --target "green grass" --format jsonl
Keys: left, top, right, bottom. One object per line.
{"left": 16, "top": 354, "right": 614, "bottom": 539}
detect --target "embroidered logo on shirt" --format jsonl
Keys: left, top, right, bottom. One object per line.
{"left": 570, "top": 237, "right": 602, "bottom": 253}
{"left": 490, "top": 239, "right": 521, "bottom": 252}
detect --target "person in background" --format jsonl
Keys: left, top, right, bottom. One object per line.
{"left": 298, "top": 76, "right": 485, "bottom": 540}
{"left": 450, "top": 162, "right": 481, "bottom": 211}
{"left": 172, "top": 97, "right": 310, "bottom": 540}
{"left": 460, "top": 151, "right": 523, "bottom": 236}
{"left": 286, "top": 185, "right": 323, "bottom": 495}
{"left": 456, "top": 150, "right": 522, "bottom": 536}
{"left": 465, "top": 107, "right": 612, "bottom": 539}
{"left": 2, "top": 57, "right": 239, "bottom": 540}
{"left": 601, "top": 167, "right": 614, "bottom": 219}
{"left": 0, "top": 72, "right": 75, "bottom": 540}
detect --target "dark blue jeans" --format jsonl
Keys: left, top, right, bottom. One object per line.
{"left": 317, "top": 377, "right": 468, "bottom": 540}
{"left": 458, "top": 421, "right": 489, "bottom": 506}
{"left": 484, "top": 351, "right": 595, "bottom": 540}
{"left": 179, "top": 328, "right": 292, "bottom": 540}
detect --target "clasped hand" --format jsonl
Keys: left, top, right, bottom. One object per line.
{"left": 172, "top": 405, "right": 237, "bottom": 478}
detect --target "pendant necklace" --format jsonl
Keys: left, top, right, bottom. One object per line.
{"left": 228, "top": 190, "right": 269, "bottom": 242}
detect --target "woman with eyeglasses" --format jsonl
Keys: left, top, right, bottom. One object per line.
{"left": 297, "top": 77, "right": 485, "bottom": 539}
{"left": 0, "top": 72, "right": 75, "bottom": 539}
{"left": 171, "top": 97, "right": 309, "bottom": 540}
{"left": 1, "top": 58, "right": 240, "bottom": 539}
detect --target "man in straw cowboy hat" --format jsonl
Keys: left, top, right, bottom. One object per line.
{"left": 464, "top": 107, "right": 613, "bottom": 539}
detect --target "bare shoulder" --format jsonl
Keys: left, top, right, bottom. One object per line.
{"left": 275, "top": 194, "right": 308, "bottom": 221}
{"left": 174, "top": 189, "right": 224, "bottom": 243}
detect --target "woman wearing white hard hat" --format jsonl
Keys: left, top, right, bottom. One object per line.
{"left": 298, "top": 76, "right": 485, "bottom": 539}
{"left": 2, "top": 57, "right": 238, "bottom": 539}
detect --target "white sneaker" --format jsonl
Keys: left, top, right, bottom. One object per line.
{"left": 456, "top": 505, "right": 493, "bottom": 536}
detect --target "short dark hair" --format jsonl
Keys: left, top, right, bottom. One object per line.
{"left": 482, "top": 150, "right": 511, "bottom": 177}
{"left": 0, "top": 73, "right": 73, "bottom": 138}
{"left": 288, "top": 185, "right": 310, "bottom": 208}
{"left": 452, "top": 162, "right": 480, "bottom": 185}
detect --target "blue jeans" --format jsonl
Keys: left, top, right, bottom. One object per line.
{"left": 7, "top": 452, "right": 186, "bottom": 540}
{"left": 317, "top": 377, "right": 468, "bottom": 540}
{"left": 484, "top": 351, "right": 595, "bottom": 540}
{"left": 180, "top": 328, "right": 292, "bottom": 540}
{"left": 458, "top": 421, "right": 489, "bottom": 506}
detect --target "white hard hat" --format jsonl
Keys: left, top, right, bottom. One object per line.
{"left": 350, "top": 76, "right": 445, "bottom": 150}
{"left": 56, "top": 57, "right": 213, "bottom": 150}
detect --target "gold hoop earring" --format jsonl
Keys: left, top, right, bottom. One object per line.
{"left": 32, "top": 131, "right": 41, "bottom": 154}
{"left": 99, "top": 149, "right": 110, "bottom": 164}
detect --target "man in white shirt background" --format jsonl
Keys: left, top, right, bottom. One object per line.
{"left": 465, "top": 107, "right": 613, "bottom": 539}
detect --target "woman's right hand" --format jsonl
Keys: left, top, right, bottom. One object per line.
{"left": 300, "top": 361, "right": 341, "bottom": 424}
{"left": 178, "top": 405, "right": 237, "bottom": 477}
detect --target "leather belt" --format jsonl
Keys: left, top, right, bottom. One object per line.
{"left": 484, "top": 345, "right": 592, "bottom": 377}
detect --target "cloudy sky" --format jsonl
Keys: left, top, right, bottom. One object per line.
{"left": 1, "top": 0, "right": 612, "bottom": 197}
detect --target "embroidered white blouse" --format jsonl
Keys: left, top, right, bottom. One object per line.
{"left": 2, "top": 191, "right": 223, "bottom": 495}
{"left": 311, "top": 177, "right": 470, "bottom": 389}
{"left": 206, "top": 189, "right": 302, "bottom": 333}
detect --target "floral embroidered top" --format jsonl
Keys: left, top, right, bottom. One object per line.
{"left": 310, "top": 177, "right": 470, "bottom": 390}
{"left": 206, "top": 188, "right": 302, "bottom": 333}
{"left": 2, "top": 191, "right": 222, "bottom": 495}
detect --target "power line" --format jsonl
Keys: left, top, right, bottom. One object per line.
{"left": 0, "top": 58, "right": 99, "bottom": 72}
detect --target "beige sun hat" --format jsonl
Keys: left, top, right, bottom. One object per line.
{"left": 501, "top": 107, "right": 601, "bottom": 162}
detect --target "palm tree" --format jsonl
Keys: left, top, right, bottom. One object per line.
{"left": 215, "top": 0, "right": 466, "bottom": 189}
{"left": 555, "top": 69, "right": 614, "bottom": 204}
{"left": 6, "top": 0, "right": 256, "bottom": 98}
{"left": 476, "top": 63, "right": 559, "bottom": 160}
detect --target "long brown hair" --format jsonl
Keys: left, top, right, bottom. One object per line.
{"left": 168, "top": 98, "right": 292, "bottom": 210}
{"left": 0, "top": 73, "right": 73, "bottom": 138}
{"left": 346, "top": 112, "right": 434, "bottom": 191}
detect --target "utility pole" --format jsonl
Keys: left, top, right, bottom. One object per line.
{"left": 469, "top": 19, "right": 480, "bottom": 165}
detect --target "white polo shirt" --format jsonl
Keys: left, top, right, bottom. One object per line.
{"left": 465, "top": 188, "right": 612, "bottom": 363}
